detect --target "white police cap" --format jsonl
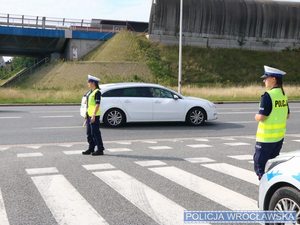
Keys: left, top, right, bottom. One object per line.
{"left": 88, "top": 74, "right": 100, "bottom": 83}
{"left": 261, "top": 66, "right": 286, "bottom": 79}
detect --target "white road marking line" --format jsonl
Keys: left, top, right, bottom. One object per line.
{"left": 248, "top": 161, "right": 254, "bottom": 164}
{"left": 186, "top": 144, "right": 212, "bottom": 148}
{"left": 228, "top": 155, "right": 253, "bottom": 161}
{"left": 184, "top": 157, "right": 216, "bottom": 164}
{"left": 225, "top": 121, "right": 256, "bottom": 124}
{"left": 194, "top": 138, "right": 209, "bottom": 142}
{"left": 0, "top": 189, "right": 9, "bottom": 225}
{"left": 106, "top": 148, "right": 132, "bottom": 152}
{"left": 219, "top": 112, "right": 258, "bottom": 115}
{"left": 83, "top": 164, "right": 115, "bottom": 171}
{"left": 201, "top": 163, "right": 259, "bottom": 185}
{"left": 26, "top": 167, "right": 59, "bottom": 175}
{"left": 17, "top": 153, "right": 43, "bottom": 158}
{"left": 220, "top": 137, "right": 236, "bottom": 141}
{"left": 58, "top": 144, "right": 73, "bottom": 148}
{"left": 141, "top": 140, "right": 158, "bottom": 144}
{"left": 63, "top": 150, "right": 82, "bottom": 155}
{"left": 33, "top": 126, "right": 82, "bottom": 130}
{"left": 93, "top": 170, "right": 188, "bottom": 225}
{"left": 149, "top": 166, "right": 257, "bottom": 210}
{"left": 292, "top": 140, "right": 300, "bottom": 142}
{"left": 149, "top": 146, "right": 173, "bottom": 150}
{"left": 135, "top": 160, "right": 167, "bottom": 167}
{"left": 0, "top": 147, "right": 9, "bottom": 151}
{"left": 26, "top": 146, "right": 41, "bottom": 150}
{"left": 40, "top": 116, "right": 74, "bottom": 118}
{"left": 0, "top": 116, "right": 21, "bottom": 119}
{"left": 115, "top": 141, "right": 131, "bottom": 145}
{"left": 31, "top": 110, "right": 78, "bottom": 114}
{"left": 224, "top": 142, "right": 251, "bottom": 146}
{"left": 31, "top": 174, "right": 108, "bottom": 225}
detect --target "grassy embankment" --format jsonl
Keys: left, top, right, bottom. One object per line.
{"left": 1, "top": 31, "right": 300, "bottom": 103}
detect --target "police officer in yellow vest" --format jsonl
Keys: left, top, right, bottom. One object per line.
{"left": 82, "top": 75, "right": 105, "bottom": 156}
{"left": 254, "top": 66, "right": 290, "bottom": 179}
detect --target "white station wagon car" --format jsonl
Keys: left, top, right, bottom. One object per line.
{"left": 81, "top": 83, "right": 218, "bottom": 127}
{"left": 259, "top": 151, "right": 300, "bottom": 224}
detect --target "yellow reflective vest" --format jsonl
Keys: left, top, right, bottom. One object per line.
{"left": 87, "top": 89, "right": 101, "bottom": 117}
{"left": 256, "top": 88, "right": 288, "bottom": 143}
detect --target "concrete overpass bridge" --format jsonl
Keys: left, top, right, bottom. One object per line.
{"left": 0, "top": 14, "right": 125, "bottom": 60}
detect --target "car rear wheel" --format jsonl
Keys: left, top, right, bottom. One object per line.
{"left": 103, "top": 109, "right": 126, "bottom": 127}
{"left": 268, "top": 186, "right": 300, "bottom": 225}
{"left": 186, "top": 108, "right": 206, "bottom": 126}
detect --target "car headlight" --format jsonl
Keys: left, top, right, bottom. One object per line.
{"left": 265, "top": 156, "right": 294, "bottom": 173}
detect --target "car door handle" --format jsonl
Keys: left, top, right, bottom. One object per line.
{"left": 154, "top": 100, "right": 162, "bottom": 104}
{"left": 124, "top": 100, "right": 131, "bottom": 103}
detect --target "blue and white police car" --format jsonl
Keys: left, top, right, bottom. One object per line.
{"left": 259, "top": 151, "right": 300, "bottom": 224}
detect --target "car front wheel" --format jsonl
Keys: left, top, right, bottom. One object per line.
{"left": 268, "top": 186, "right": 300, "bottom": 224}
{"left": 186, "top": 108, "right": 206, "bottom": 126}
{"left": 103, "top": 108, "right": 126, "bottom": 127}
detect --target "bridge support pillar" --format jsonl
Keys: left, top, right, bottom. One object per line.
{"left": 65, "top": 39, "right": 103, "bottom": 60}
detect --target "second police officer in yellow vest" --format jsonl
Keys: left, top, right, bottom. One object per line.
{"left": 254, "top": 66, "right": 290, "bottom": 179}
{"left": 82, "top": 75, "right": 105, "bottom": 156}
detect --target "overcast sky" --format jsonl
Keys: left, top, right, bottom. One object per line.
{"left": 1, "top": 0, "right": 153, "bottom": 22}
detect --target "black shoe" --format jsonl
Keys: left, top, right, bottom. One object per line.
{"left": 92, "top": 150, "right": 104, "bottom": 156}
{"left": 82, "top": 149, "right": 94, "bottom": 155}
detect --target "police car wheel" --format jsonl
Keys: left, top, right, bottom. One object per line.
{"left": 103, "top": 109, "right": 126, "bottom": 127}
{"left": 186, "top": 108, "right": 206, "bottom": 126}
{"left": 268, "top": 186, "right": 300, "bottom": 224}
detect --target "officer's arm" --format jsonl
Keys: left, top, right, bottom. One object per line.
{"left": 256, "top": 92, "right": 271, "bottom": 122}
{"left": 93, "top": 91, "right": 101, "bottom": 116}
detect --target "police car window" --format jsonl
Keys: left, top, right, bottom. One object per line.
{"left": 151, "top": 88, "right": 174, "bottom": 98}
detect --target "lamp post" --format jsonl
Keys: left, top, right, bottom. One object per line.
{"left": 178, "top": 0, "right": 183, "bottom": 94}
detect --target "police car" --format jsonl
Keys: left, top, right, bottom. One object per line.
{"left": 80, "top": 83, "right": 218, "bottom": 127}
{"left": 259, "top": 151, "right": 300, "bottom": 223}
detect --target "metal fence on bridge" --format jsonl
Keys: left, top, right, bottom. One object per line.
{"left": 0, "top": 13, "right": 126, "bottom": 33}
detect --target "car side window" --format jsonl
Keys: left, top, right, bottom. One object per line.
{"left": 151, "top": 88, "right": 174, "bottom": 99}
{"left": 102, "top": 89, "right": 123, "bottom": 97}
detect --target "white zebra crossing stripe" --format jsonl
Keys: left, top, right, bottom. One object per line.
{"left": 26, "top": 167, "right": 59, "bottom": 175}
{"left": 141, "top": 140, "right": 158, "bottom": 144}
{"left": 201, "top": 163, "right": 259, "bottom": 185}
{"left": 224, "top": 142, "right": 251, "bottom": 146}
{"left": 184, "top": 158, "right": 215, "bottom": 164}
{"left": 186, "top": 144, "right": 212, "bottom": 148}
{"left": 220, "top": 137, "right": 236, "bottom": 141}
{"left": 194, "top": 138, "right": 209, "bottom": 142}
{"left": 58, "top": 144, "right": 73, "bottom": 148}
{"left": 293, "top": 140, "right": 300, "bottom": 142}
{"left": 107, "top": 148, "right": 132, "bottom": 152}
{"left": 93, "top": 170, "right": 188, "bottom": 225}
{"left": 115, "top": 141, "right": 132, "bottom": 145}
{"left": 228, "top": 155, "right": 253, "bottom": 160}
{"left": 63, "top": 150, "right": 82, "bottom": 155}
{"left": 0, "top": 147, "right": 9, "bottom": 151}
{"left": 82, "top": 164, "right": 116, "bottom": 171}
{"left": 31, "top": 174, "right": 109, "bottom": 225}
{"left": 26, "top": 146, "right": 41, "bottom": 149}
{"left": 17, "top": 153, "right": 43, "bottom": 158}
{"left": 0, "top": 189, "right": 9, "bottom": 225}
{"left": 135, "top": 160, "right": 167, "bottom": 167}
{"left": 149, "top": 146, "right": 173, "bottom": 150}
{"left": 149, "top": 166, "right": 257, "bottom": 210}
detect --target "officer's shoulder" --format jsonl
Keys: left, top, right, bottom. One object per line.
{"left": 261, "top": 92, "right": 269, "bottom": 98}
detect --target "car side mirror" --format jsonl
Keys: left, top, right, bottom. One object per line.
{"left": 173, "top": 95, "right": 179, "bottom": 100}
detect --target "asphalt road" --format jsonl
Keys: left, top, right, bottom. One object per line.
{"left": 0, "top": 103, "right": 299, "bottom": 225}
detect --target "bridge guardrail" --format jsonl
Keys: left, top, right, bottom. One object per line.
{"left": 0, "top": 13, "right": 127, "bottom": 33}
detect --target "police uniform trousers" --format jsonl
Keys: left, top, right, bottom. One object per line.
{"left": 253, "top": 139, "right": 284, "bottom": 178}
{"left": 86, "top": 116, "right": 104, "bottom": 151}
